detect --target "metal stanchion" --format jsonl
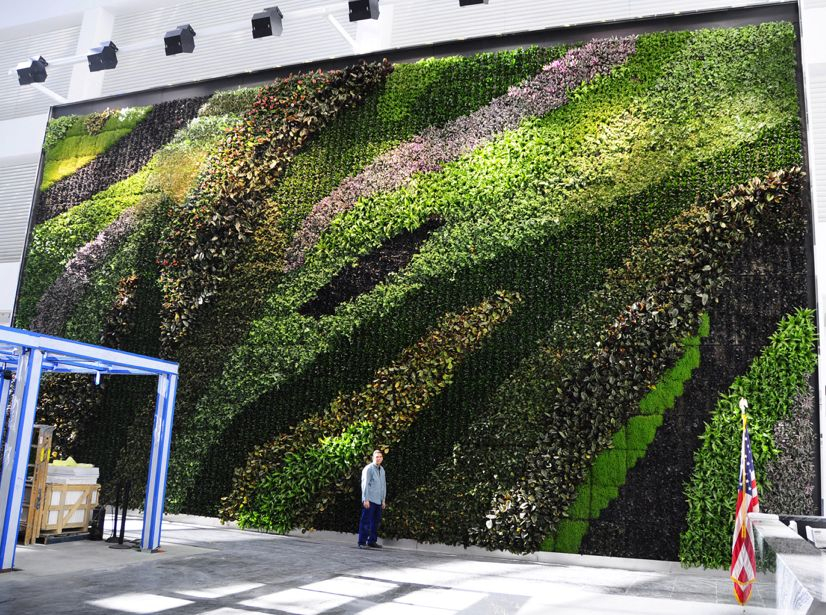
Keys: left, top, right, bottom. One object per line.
{"left": 109, "top": 480, "right": 133, "bottom": 549}
{"left": 105, "top": 482, "right": 121, "bottom": 543}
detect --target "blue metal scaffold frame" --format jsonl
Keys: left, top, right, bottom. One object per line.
{"left": 0, "top": 325, "right": 179, "bottom": 571}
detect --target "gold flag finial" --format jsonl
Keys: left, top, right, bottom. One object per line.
{"left": 739, "top": 397, "right": 748, "bottom": 431}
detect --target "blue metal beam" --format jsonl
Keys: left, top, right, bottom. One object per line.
{"left": 0, "top": 326, "right": 177, "bottom": 376}
{"left": 0, "top": 349, "right": 44, "bottom": 570}
{"left": 0, "top": 374, "right": 10, "bottom": 458}
{"left": 142, "top": 373, "right": 178, "bottom": 551}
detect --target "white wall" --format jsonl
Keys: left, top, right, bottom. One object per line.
{"left": 0, "top": 114, "right": 47, "bottom": 323}
{"left": 0, "top": 263, "right": 20, "bottom": 326}
{"left": 798, "top": 0, "right": 826, "bottom": 513}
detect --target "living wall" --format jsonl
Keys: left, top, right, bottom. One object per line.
{"left": 17, "top": 21, "right": 815, "bottom": 564}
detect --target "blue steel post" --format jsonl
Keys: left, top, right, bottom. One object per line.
{"left": 0, "top": 373, "right": 11, "bottom": 453}
{"left": 141, "top": 373, "right": 177, "bottom": 551}
{"left": 0, "top": 349, "right": 44, "bottom": 571}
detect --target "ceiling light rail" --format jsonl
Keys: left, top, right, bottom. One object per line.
{"left": 9, "top": 1, "right": 407, "bottom": 87}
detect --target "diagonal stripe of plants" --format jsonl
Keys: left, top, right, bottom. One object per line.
{"left": 680, "top": 308, "right": 816, "bottom": 569}
{"left": 543, "top": 313, "right": 710, "bottom": 554}
{"left": 283, "top": 36, "right": 638, "bottom": 271}
{"left": 165, "top": 24, "right": 801, "bottom": 512}
{"left": 156, "top": 61, "right": 394, "bottom": 348}
{"left": 166, "top": 45, "right": 571, "bottom": 471}
{"left": 383, "top": 168, "right": 805, "bottom": 553}
{"left": 30, "top": 207, "right": 141, "bottom": 336}
{"left": 311, "top": 25, "right": 798, "bottom": 267}
{"left": 16, "top": 167, "right": 155, "bottom": 329}
{"left": 37, "top": 98, "right": 206, "bottom": 223}
{"left": 41, "top": 106, "right": 152, "bottom": 192}
{"left": 20, "top": 114, "right": 241, "bottom": 337}
{"left": 219, "top": 290, "right": 521, "bottom": 532}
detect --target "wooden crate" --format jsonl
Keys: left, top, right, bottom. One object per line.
{"left": 39, "top": 484, "right": 100, "bottom": 534}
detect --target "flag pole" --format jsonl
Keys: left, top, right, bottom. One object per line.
{"left": 740, "top": 396, "right": 747, "bottom": 615}
{"left": 731, "top": 396, "right": 755, "bottom": 611}
{"left": 739, "top": 398, "right": 748, "bottom": 540}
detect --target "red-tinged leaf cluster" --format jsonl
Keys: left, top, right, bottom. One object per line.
{"left": 157, "top": 60, "right": 393, "bottom": 349}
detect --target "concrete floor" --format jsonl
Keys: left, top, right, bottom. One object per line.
{"left": 0, "top": 516, "right": 777, "bottom": 614}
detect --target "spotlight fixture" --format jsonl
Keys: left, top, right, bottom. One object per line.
{"left": 16, "top": 56, "right": 48, "bottom": 85}
{"left": 164, "top": 24, "right": 196, "bottom": 55}
{"left": 348, "top": 0, "right": 379, "bottom": 22}
{"left": 252, "top": 7, "right": 283, "bottom": 38}
{"left": 459, "top": 0, "right": 489, "bottom": 4}
{"left": 87, "top": 41, "right": 118, "bottom": 72}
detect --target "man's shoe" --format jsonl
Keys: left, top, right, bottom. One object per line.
{"left": 358, "top": 543, "right": 366, "bottom": 549}
{"left": 367, "top": 542, "right": 382, "bottom": 549}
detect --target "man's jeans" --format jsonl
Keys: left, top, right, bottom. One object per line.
{"left": 358, "top": 501, "right": 383, "bottom": 545}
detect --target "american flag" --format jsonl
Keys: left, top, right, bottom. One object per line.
{"left": 730, "top": 412, "right": 760, "bottom": 606}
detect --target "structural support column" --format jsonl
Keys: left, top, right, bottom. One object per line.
{"left": 141, "top": 373, "right": 177, "bottom": 552}
{"left": 0, "top": 349, "right": 43, "bottom": 571}
{"left": 0, "top": 371, "right": 11, "bottom": 449}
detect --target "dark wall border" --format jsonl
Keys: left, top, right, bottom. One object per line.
{"left": 791, "top": 19, "right": 822, "bottom": 514}
{"left": 52, "top": 2, "right": 798, "bottom": 117}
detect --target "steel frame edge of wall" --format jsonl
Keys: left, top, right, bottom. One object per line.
{"left": 797, "top": 0, "right": 826, "bottom": 516}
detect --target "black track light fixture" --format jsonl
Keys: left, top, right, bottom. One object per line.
{"left": 252, "top": 7, "right": 283, "bottom": 38}
{"left": 459, "top": 0, "right": 489, "bottom": 4}
{"left": 164, "top": 24, "right": 196, "bottom": 55}
{"left": 16, "top": 56, "right": 48, "bottom": 85}
{"left": 348, "top": 0, "right": 379, "bottom": 22}
{"left": 87, "top": 41, "right": 118, "bottom": 72}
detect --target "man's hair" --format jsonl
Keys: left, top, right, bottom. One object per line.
{"left": 372, "top": 449, "right": 383, "bottom": 458}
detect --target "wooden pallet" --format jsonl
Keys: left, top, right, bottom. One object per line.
{"left": 36, "top": 530, "right": 90, "bottom": 545}
{"left": 20, "top": 425, "right": 54, "bottom": 545}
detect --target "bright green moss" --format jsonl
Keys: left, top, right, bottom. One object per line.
{"left": 40, "top": 107, "right": 151, "bottom": 190}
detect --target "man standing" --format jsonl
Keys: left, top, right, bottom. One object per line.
{"left": 358, "top": 449, "right": 386, "bottom": 549}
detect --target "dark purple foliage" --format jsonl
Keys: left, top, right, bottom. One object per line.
{"left": 284, "top": 36, "right": 637, "bottom": 271}
{"left": 298, "top": 217, "right": 443, "bottom": 318}
{"left": 762, "top": 385, "right": 818, "bottom": 515}
{"left": 30, "top": 208, "right": 139, "bottom": 335}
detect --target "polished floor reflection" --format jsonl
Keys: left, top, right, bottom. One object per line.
{"left": 0, "top": 517, "right": 777, "bottom": 614}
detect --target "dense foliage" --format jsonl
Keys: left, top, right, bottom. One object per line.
{"left": 680, "top": 308, "right": 817, "bottom": 568}
{"left": 17, "top": 22, "right": 813, "bottom": 561}
{"left": 762, "top": 385, "right": 818, "bottom": 517}
{"left": 156, "top": 61, "right": 394, "bottom": 347}
{"left": 221, "top": 290, "right": 520, "bottom": 531}
{"left": 386, "top": 167, "right": 805, "bottom": 552}
{"left": 37, "top": 98, "right": 205, "bottom": 223}
{"left": 19, "top": 169, "right": 154, "bottom": 329}
{"left": 544, "top": 314, "right": 710, "bottom": 553}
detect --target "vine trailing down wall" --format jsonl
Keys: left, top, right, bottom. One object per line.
{"left": 17, "top": 21, "right": 814, "bottom": 562}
